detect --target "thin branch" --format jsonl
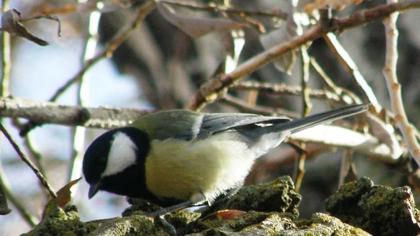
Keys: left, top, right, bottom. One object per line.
{"left": 383, "top": 0, "right": 420, "bottom": 165}
{"left": 323, "top": 33, "right": 380, "bottom": 110}
{"left": 294, "top": 45, "right": 311, "bottom": 192}
{"left": 310, "top": 57, "right": 362, "bottom": 105}
{"left": 0, "top": 97, "right": 149, "bottom": 129}
{"left": 68, "top": 8, "right": 101, "bottom": 182}
{"left": 300, "top": 47, "right": 312, "bottom": 117}
{"left": 11, "top": 119, "right": 47, "bottom": 176}
{"left": 0, "top": 168, "right": 37, "bottom": 226}
{"left": 0, "top": 0, "right": 34, "bottom": 226}
{"left": 188, "top": 0, "right": 420, "bottom": 111}
{"left": 188, "top": 24, "right": 322, "bottom": 111}
{"left": 23, "top": 134, "right": 46, "bottom": 175}
{"left": 0, "top": 123, "right": 56, "bottom": 198}
{"left": 1, "top": 0, "right": 11, "bottom": 97}
{"left": 49, "top": 0, "right": 156, "bottom": 103}
{"left": 294, "top": 145, "right": 306, "bottom": 193}
{"left": 231, "top": 81, "right": 353, "bottom": 104}
{"left": 160, "top": 0, "right": 288, "bottom": 19}
{"left": 18, "top": 0, "right": 156, "bottom": 135}
{"left": 220, "top": 94, "right": 299, "bottom": 117}
{"left": 338, "top": 150, "right": 356, "bottom": 187}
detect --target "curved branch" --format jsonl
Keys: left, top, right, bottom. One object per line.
{"left": 383, "top": 0, "right": 420, "bottom": 165}
{"left": 187, "top": 0, "right": 420, "bottom": 111}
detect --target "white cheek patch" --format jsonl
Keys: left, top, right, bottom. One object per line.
{"left": 102, "top": 132, "right": 138, "bottom": 177}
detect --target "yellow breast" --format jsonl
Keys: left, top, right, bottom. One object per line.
{"left": 145, "top": 132, "right": 255, "bottom": 203}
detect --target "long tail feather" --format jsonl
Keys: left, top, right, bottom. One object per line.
{"left": 274, "top": 104, "right": 368, "bottom": 133}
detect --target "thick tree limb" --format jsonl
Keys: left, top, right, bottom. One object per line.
{"left": 0, "top": 97, "right": 149, "bottom": 130}
{"left": 188, "top": 0, "right": 420, "bottom": 111}
{"left": 383, "top": 0, "right": 420, "bottom": 165}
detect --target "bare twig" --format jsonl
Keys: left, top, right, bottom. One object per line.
{"left": 50, "top": 0, "right": 155, "bottom": 102}
{"left": 220, "top": 94, "right": 299, "bottom": 117}
{"left": 23, "top": 134, "right": 46, "bottom": 175}
{"left": 188, "top": 0, "right": 420, "bottom": 111}
{"left": 232, "top": 81, "right": 354, "bottom": 104}
{"left": 0, "top": 123, "right": 56, "bottom": 198}
{"left": 294, "top": 45, "right": 311, "bottom": 192}
{"left": 0, "top": 170, "right": 37, "bottom": 226}
{"left": 188, "top": 24, "right": 322, "bottom": 111}
{"left": 338, "top": 150, "right": 356, "bottom": 187}
{"left": 0, "top": 97, "right": 149, "bottom": 129}
{"left": 323, "top": 33, "right": 380, "bottom": 110}
{"left": 300, "top": 47, "right": 312, "bottom": 116}
{"left": 1, "top": 0, "right": 11, "bottom": 97}
{"left": 310, "top": 58, "right": 362, "bottom": 105}
{"left": 68, "top": 8, "right": 101, "bottom": 182}
{"left": 18, "top": 0, "right": 156, "bottom": 135}
{"left": 294, "top": 145, "right": 306, "bottom": 192}
{"left": 11, "top": 119, "right": 47, "bottom": 176}
{"left": 20, "top": 14, "right": 62, "bottom": 37}
{"left": 383, "top": 0, "right": 420, "bottom": 165}
{"left": 160, "top": 0, "right": 287, "bottom": 19}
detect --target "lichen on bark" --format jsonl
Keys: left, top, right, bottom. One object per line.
{"left": 326, "top": 177, "right": 420, "bottom": 235}
{"left": 26, "top": 176, "right": 420, "bottom": 235}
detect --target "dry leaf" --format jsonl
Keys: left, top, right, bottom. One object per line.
{"left": 204, "top": 209, "right": 246, "bottom": 220}
{"left": 215, "top": 209, "right": 246, "bottom": 220}
{"left": 53, "top": 177, "right": 82, "bottom": 208}
{"left": 157, "top": 3, "right": 246, "bottom": 38}
{"left": 0, "top": 9, "right": 48, "bottom": 46}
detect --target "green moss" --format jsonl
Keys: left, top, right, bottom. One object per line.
{"left": 302, "top": 213, "right": 370, "bottom": 236}
{"left": 25, "top": 176, "right": 396, "bottom": 235}
{"left": 207, "top": 176, "right": 301, "bottom": 217}
{"left": 88, "top": 215, "right": 168, "bottom": 236}
{"left": 189, "top": 211, "right": 274, "bottom": 234}
{"left": 165, "top": 209, "right": 201, "bottom": 231}
{"left": 326, "top": 177, "right": 420, "bottom": 235}
{"left": 22, "top": 204, "right": 88, "bottom": 236}
{"left": 325, "top": 177, "right": 373, "bottom": 217}
{"left": 241, "top": 213, "right": 297, "bottom": 235}
{"left": 191, "top": 212, "right": 370, "bottom": 236}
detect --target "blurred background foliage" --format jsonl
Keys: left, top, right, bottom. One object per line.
{"left": 0, "top": 0, "right": 419, "bottom": 235}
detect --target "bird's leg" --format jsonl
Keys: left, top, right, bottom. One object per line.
{"left": 147, "top": 193, "right": 210, "bottom": 235}
{"left": 154, "top": 214, "right": 177, "bottom": 236}
{"left": 198, "top": 187, "right": 242, "bottom": 216}
{"left": 146, "top": 200, "right": 195, "bottom": 236}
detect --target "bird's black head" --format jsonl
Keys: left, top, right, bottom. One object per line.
{"left": 82, "top": 127, "right": 151, "bottom": 199}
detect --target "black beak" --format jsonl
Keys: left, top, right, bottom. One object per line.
{"left": 88, "top": 182, "right": 101, "bottom": 199}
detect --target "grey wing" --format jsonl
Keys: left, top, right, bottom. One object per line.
{"left": 197, "top": 112, "right": 291, "bottom": 139}
{"left": 133, "top": 110, "right": 205, "bottom": 141}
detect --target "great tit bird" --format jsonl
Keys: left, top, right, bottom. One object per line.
{"left": 83, "top": 104, "right": 367, "bottom": 211}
